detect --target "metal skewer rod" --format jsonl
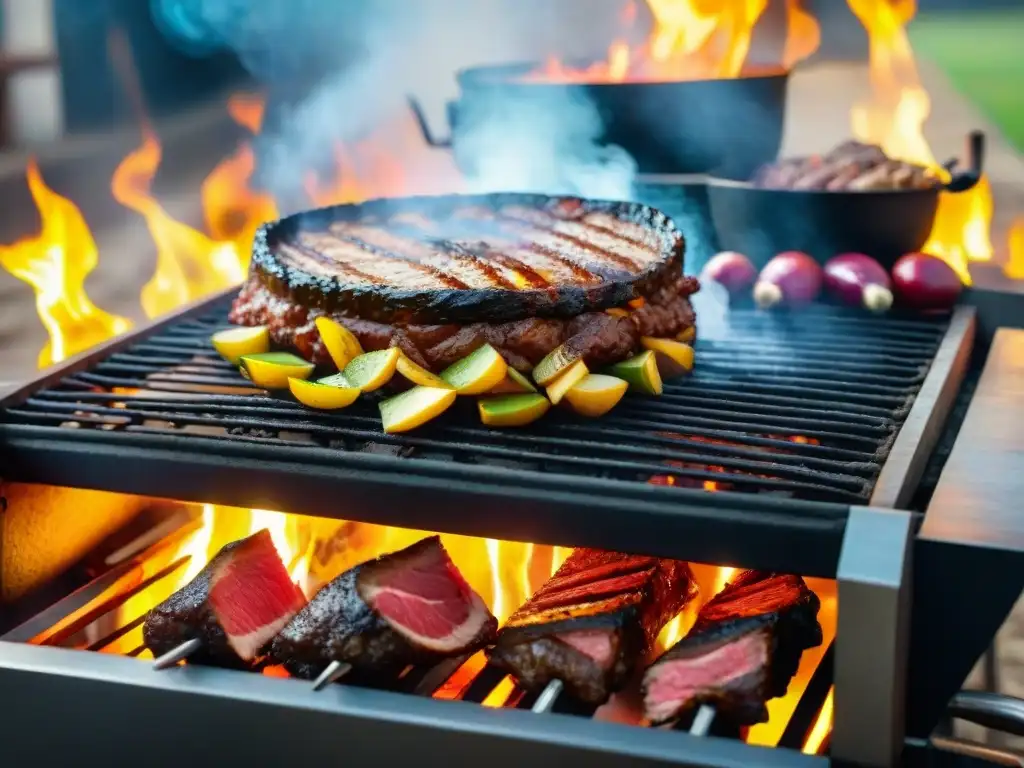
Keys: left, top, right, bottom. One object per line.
{"left": 152, "top": 638, "right": 202, "bottom": 670}
{"left": 689, "top": 705, "right": 716, "bottom": 736}
{"left": 311, "top": 660, "right": 353, "bottom": 692}
{"left": 531, "top": 678, "right": 564, "bottom": 714}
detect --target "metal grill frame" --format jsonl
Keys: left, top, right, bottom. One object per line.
{"left": 0, "top": 291, "right": 974, "bottom": 578}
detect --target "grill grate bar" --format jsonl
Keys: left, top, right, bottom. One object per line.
{"left": 0, "top": 297, "right": 952, "bottom": 506}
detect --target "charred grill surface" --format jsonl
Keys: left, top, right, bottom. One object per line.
{"left": 271, "top": 537, "right": 498, "bottom": 678}
{"left": 642, "top": 571, "right": 823, "bottom": 726}
{"left": 488, "top": 550, "right": 698, "bottom": 705}
{"left": 242, "top": 194, "right": 685, "bottom": 325}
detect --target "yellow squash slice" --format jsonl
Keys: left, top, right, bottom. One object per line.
{"left": 379, "top": 386, "right": 458, "bottom": 434}
{"left": 396, "top": 352, "right": 452, "bottom": 389}
{"left": 288, "top": 373, "right": 360, "bottom": 410}
{"left": 545, "top": 359, "right": 589, "bottom": 405}
{"left": 532, "top": 343, "right": 582, "bottom": 386}
{"left": 565, "top": 374, "right": 629, "bottom": 417}
{"left": 211, "top": 325, "right": 269, "bottom": 364}
{"left": 478, "top": 393, "right": 551, "bottom": 427}
{"left": 676, "top": 326, "right": 696, "bottom": 343}
{"left": 315, "top": 316, "right": 364, "bottom": 370}
{"left": 641, "top": 337, "right": 695, "bottom": 380}
{"left": 440, "top": 344, "right": 508, "bottom": 395}
{"left": 489, "top": 368, "right": 538, "bottom": 395}
{"left": 608, "top": 351, "right": 663, "bottom": 395}
{"left": 343, "top": 348, "right": 400, "bottom": 392}
{"left": 239, "top": 352, "right": 314, "bottom": 390}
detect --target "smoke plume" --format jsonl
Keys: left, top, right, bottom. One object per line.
{"left": 152, "top": 0, "right": 638, "bottom": 202}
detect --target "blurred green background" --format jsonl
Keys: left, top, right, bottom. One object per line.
{"left": 911, "top": 8, "right": 1024, "bottom": 151}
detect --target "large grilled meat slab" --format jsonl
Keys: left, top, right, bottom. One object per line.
{"left": 642, "top": 571, "right": 823, "bottom": 726}
{"left": 230, "top": 194, "right": 698, "bottom": 372}
{"left": 487, "top": 549, "right": 698, "bottom": 705}
{"left": 143, "top": 530, "right": 306, "bottom": 668}
{"left": 270, "top": 536, "right": 497, "bottom": 678}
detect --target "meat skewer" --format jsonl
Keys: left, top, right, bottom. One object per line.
{"left": 144, "top": 529, "right": 307, "bottom": 670}
{"left": 488, "top": 548, "right": 700, "bottom": 709}
{"left": 270, "top": 536, "right": 498, "bottom": 687}
{"left": 642, "top": 571, "right": 823, "bottom": 728}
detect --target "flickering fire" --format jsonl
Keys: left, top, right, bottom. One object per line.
{"left": 846, "top": 0, "right": 992, "bottom": 284}
{"left": 111, "top": 129, "right": 247, "bottom": 319}
{"left": 0, "top": 160, "right": 132, "bottom": 367}
{"left": 529, "top": 0, "right": 820, "bottom": 83}
{"left": 202, "top": 93, "right": 278, "bottom": 254}
{"left": 1006, "top": 217, "right": 1024, "bottom": 280}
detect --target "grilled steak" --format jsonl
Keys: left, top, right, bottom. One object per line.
{"left": 143, "top": 530, "right": 306, "bottom": 668}
{"left": 487, "top": 549, "right": 698, "bottom": 705}
{"left": 270, "top": 536, "right": 497, "bottom": 678}
{"left": 642, "top": 571, "right": 823, "bottom": 726}
{"left": 230, "top": 194, "right": 698, "bottom": 372}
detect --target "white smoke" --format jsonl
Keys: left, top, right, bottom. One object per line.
{"left": 153, "top": 0, "right": 637, "bottom": 202}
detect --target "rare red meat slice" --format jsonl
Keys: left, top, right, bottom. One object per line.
{"left": 642, "top": 571, "right": 823, "bottom": 726}
{"left": 487, "top": 549, "right": 698, "bottom": 705}
{"left": 270, "top": 536, "right": 498, "bottom": 678}
{"left": 143, "top": 530, "right": 306, "bottom": 668}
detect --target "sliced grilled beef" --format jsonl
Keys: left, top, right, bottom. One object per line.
{"left": 642, "top": 571, "right": 823, "bottom": 726}
{"left": 487, "top": 549, "right": 698, "bottom": 705}
{"left": 270, "top": 536, "right": 497, "bottom": 678}
{"left": 143, "top": 530, "right": 306, "bottom": 668}
{"left": 229, "top": 276, "right": 696, "bottom": 373}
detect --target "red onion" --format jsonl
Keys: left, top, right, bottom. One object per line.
{"left": 753, "top": 251, "right": 823, "bottom": 309}
{"left": 701, "top": 251, "right": 757, "bottom": 294}
{"left": 891, "top": 252, "right": 964, "bottom": 311}
{"left": 823, "top": 252, "right": 893, "bottom": 313}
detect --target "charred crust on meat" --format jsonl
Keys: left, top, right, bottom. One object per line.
{"left": 245, "top": 193, "right": 685, "bottom": 325}
{"left": 270, "top": 536, "right": 497, "bottom": 678}
{"left": 486, "top": 549, "right": 698, "bottom": 705}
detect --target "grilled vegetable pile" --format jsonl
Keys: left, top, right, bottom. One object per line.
{"left": 212, "top": 315, "right": 695, "bottom": 433}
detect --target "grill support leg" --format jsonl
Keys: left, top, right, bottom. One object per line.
{"left": 832, "top": 506, "right": 915, "bottom": 768}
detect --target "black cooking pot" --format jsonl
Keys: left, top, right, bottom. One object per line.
{"left": 705, "top": 131, "right": 986, "bottom": 269}
{"left": 409, "top": 61, "right": 790, "bottom": 178}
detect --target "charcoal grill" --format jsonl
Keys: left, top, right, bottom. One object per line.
{"left": 0, "top": 288, "right": 1021, "bottom": 768}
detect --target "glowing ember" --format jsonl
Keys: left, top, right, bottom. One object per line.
{"left": 0, "top": 160, "right": 132, "bottom": 367}
{"left": 802, "top": 686, "right": 834, "bottom": 754}
{"left": 111, "top": 130, "right": 247, "bottom": 318}
{"left": 847, "top": 0, "right": 992, "bottom": 284}
{"left": 529, "top": 0, "right": 819, "bottom": 83}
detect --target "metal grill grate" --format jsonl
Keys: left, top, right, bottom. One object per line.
{"left": 1, "top": 298, "right": 946, "bottom": 503}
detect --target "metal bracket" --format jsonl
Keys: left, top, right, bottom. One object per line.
{"left": 832, "top": 506, "right": 915, "bottom": 768}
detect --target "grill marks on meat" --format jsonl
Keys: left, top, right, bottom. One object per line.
{"left": 642, "top": 571, "right": 823, "bottom": 726}
{"left": 270, "top": 537, "right": 497, "bottom": 678}
{"left": 240, "top": 194, "right": 686, "bottom": 326}
{"left": 752, "top": 140, "right": 939, "bottom": 191}
{"left": 487, "top": 550, "right": 698, "bottom": 705}
{"left": 143, "top": 530, "right": 306, "bottom": 668}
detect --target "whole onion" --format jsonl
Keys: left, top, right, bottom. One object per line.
{"left": 891, "top": 252, "right": 964, "bottom": 312}
{"left": 700, "top": 251, "right": 757, "bottom": 294}
{"left": 823, "top": 252, "right": 893, "bottom": 313}
{"left": 753, "top": 251, "right": 823, "bottom": 309}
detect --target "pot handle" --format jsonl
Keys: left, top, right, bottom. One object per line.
{"left": 945, "top": 691, "right": 1024, "bottom": 737}
{"left": 407, "top": 96, "right": 452, "bottom": 149}
{"left": 942, "top": 130, "right": 985, "bottom": 193}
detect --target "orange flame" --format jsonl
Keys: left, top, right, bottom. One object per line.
{"left": 1006, "top": 217, "right": 1024, "bottom": 280}
{"left": 847, "top": 0, "right": 992, "bottom": 284}
{"left": 111, "top": 130, "right": 247, "bottom": 318}
{"left": 202, "top": 94, "right": 279, "bottom": 253}
{"left": 0, "top": 160, "right": 133, "bottom": 367}
{"left": 530, "top": 0, "right": 819, "bottom": 83}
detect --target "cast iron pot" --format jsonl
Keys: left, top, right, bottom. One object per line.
{"left": 409, "top": 61, "right": 790, "bottom": 178}
{"left": 705, "top": 131, "right": 986, "bottom": 270}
